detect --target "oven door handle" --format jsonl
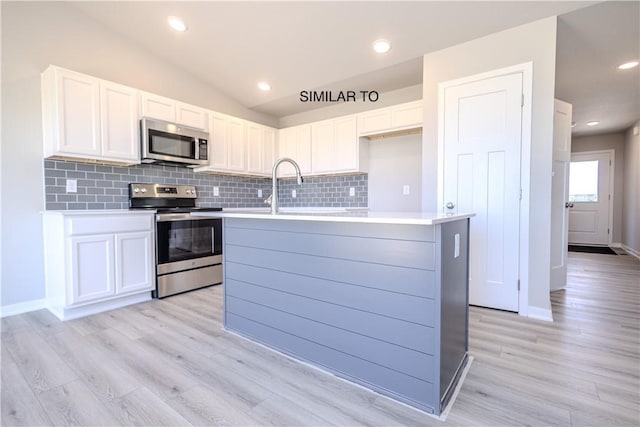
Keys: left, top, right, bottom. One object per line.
{"left": 212, "top": 228, "right": 215, "bottom": 254}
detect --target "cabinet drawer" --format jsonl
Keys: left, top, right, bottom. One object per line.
{"left": 67, "top": 214, "right": 153, "bottom": 236}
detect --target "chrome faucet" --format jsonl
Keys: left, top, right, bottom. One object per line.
{"left": 268, "top": 157, "right": 304, "bottom": 214}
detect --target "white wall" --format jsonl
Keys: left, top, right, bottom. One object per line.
{"left": 571, "top": 132, "right": 626, "bottom": 244}
{"left": 421, "top": 17, "right": 558, "bottom": 317}
{"left": 0, "top": 2, "right": 277, "bottom": 310}
{"left": 368, "top": 133, "right": 422, "bottom": 212}
{"left": 623, "top": 122, "right": 640, "bottom": 256}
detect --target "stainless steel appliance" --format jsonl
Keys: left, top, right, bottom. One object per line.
{"left": 140, "top": 118, "right": 209, "bottom": 167}
{"left": 129, "top": 183, "right": 222, "bottom": 298}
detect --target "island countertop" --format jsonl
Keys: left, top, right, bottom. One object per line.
{"left": 191, "top": 208, "right": 474, "bottom": 225}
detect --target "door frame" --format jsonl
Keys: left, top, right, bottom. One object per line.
{"left": 437, "top": 62, "right": 533, "bottom": 317}
{"left": 569, "top": 149, "right": 615, "bottom": 245}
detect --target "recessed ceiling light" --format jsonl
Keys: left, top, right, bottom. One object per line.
{"left": 257, "top": 82, "right": 271, "bottom": 91}
{"left": 618, "top": 60, "right": 639, "bottom": 70}
{"left": 167, "top": 16, "right": 187, "bottom": 32}
{"left": 586, "top": 121, "right": 600, "bottom": 126}
{"left": 372, "top": 39, "right": 391, "bottom": 54}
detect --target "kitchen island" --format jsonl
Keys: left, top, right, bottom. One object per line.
{"left": 193, "top": 210, "right": 473, "bottom": 416}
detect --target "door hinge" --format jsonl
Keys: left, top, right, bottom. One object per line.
{"left": 519, "top": 188, "right": 523, "bottom": 200}
{"left": 521, "top": 94, "right": 524, "bottom": 107}
{"left": 609, "top": 194, "right": 611, "bottom": 200}
{"left": 610, "top": 159, "right": 612, "bottom": 166}
{"left": 608, "top": 228, "right": 610, "bottom": 234}
{"left": 517, "top": 279, "right": 520, "bottom": 291}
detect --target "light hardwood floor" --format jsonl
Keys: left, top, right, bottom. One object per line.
{"left": 2, "top": 251, "right": 639, "bottom": 426}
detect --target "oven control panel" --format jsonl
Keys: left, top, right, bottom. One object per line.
{"left": 130, "top": 183, "right": 197, "bottom": 198}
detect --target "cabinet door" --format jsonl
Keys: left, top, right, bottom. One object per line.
{"left": 53, "top": 68, "right": 101, "bottom": 157}
{"left": 312, "top": 120, "right": 334, "bottom": 174}
{"left": 358, "top": 108, "right": 391, "bottom": 135}
{"left": 262, "top": 127, "right": 276, "bottom": 175}
{"left": 115, "top": 231, "right": 154, "bottom": 295}
{"left": 227, "top": 118, "right": 246, "bottom": 172}
{"left": 391, "top": 101, "right": 422, "bottom": 129}
{"left": 140, "top": 92, "right": 176, "bottom": 122}
{"left": 177, "top": 102, "right": 208, "bottom": 130}
{"left": 207, "top": 113, "right": 229, "bottom": 169}
{"left": 100, "top": 81, "right": 139, "bottom": 162}
{"left": 246, "top": 123, "right": 263, "bottom": 174}
{"left": 333, "top": 116, "right": 358, "bottom": 172}
{"left": 278, "top": 125, "right": 311, "bottom": 176}
{"left": 69, "top": 234, "right": 115, "bottom": 305}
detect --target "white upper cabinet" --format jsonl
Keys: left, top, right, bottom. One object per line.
{"left": 42, "top": 65, "right": 139, "bottom": 164}
{"left": 140, "top": 92, "right": 208, "bottom": 130}
{"left": 194, "top": 112, "right": 276, "bottom": 176}
{"left": 177, "top": 102, "right": 209, "bottom": 130}
{"left": 357, "top": 100, "right": 422, "bottom": 136}
{"left": 311, "top": 115, "right": 363, "bottom": 175}
{"left": 206, "top": 112, "right": 229, "bottom": 170}
{"left": 227, "top": 117, "right": 247, "bottom": 172}
{"left": 247, "top": 124, "right": 276, "bottom": 176}
{"left": 100, "top": 81, "right": 139, "bottom": 161}
{"left": 278, "top": 125, "right": 312, "bottom": 177}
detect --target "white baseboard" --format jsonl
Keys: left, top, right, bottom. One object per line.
{"left": 1, "top": 298, "right": 47, "bottom": 318}
{"left": 527, "top": 305, "right": 553, "bottom": 322}
{"left": 622, "top": 244, "right": 640, "bottom": 260}
{"left": 610, "top": 242, "right": 622, "bottom": 248}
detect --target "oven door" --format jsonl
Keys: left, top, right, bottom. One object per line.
{"left": 156, "top": 214, "right": 222, "bottom": 273}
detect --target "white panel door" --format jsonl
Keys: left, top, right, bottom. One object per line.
{"left": 208, "top": 113, "right": 229, "bottom": 169}
{"left": 140, "top": 92, "right": 176, "bottom": 122}
{"left": 443, "top": 72, "right": 522, "bottom": 312}
{"left": 70, "top": 234, "right": 114, "bottom": 305}
{"left": 568, "top": 151, "right": 611, "bottom": 245}
{"left": 550, "top": 99, "right": 572, "bottom": 291}
{"left": 56, "top": 69, "right": 101, "bottom": 156}
{"left": 333, "top": 116, "right": 358, "bottom": 172}
{"left": 176, "top": 102, "right": 208, "bottom": 130}
{"left": 246, "top": 123, "right": 263, "bottom": 174}
{"left": 115, "top": 232, "right": 154, "bottom": 295}
{"left": 100, "top": 81, "right": 139, "bottom": 162}
{"left": 311, "top": 120, "right": 334, "bottom": 174}
{"left": 227, "top": 118, "right": 247, "bottom": 172}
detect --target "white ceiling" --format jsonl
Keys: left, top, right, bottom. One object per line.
{"left": 71, "top": 1, "right": 638, "bottom": 135}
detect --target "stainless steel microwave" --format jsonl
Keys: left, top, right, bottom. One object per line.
{"left": 140, "top": 117, "right": 209, "bottom": 167}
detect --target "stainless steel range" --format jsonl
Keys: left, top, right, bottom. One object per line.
{"left": 129, "top": 183, "right": 222, "bottom": 298}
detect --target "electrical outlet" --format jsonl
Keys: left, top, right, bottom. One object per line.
{"left": 292, "top": 189, "right": 297, "bottom": 198}
{"left": 66, "top": 179, "right": 77, "bottom": 193}
{"left": 213, "top": 187, "right": 220, "bottom": 197}
{"left": 258, "top": 189, "right": 263, "bottom": 198}
{"left": 349, "top": 187, "right": 355, "bottom": 197}
{"left": 403, "top": 185, "right": 410, "bottom": 195}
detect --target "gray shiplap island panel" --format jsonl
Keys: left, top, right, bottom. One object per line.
{"left": 222, "top": 215, "right": 469, "bottom": 415}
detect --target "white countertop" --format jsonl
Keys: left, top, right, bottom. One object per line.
{"left": 42, "top": 209, "right": 155, "bottom": 216}
{"left": 192, "top": 208, "right": 474, "bottom": 225}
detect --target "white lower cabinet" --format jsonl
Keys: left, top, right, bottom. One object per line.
{"left": 43, "top": 211, "right": 155, "bottom": 320}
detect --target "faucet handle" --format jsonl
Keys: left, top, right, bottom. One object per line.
{"left": 264, "top": 194, "right": 272, "bottom": 206}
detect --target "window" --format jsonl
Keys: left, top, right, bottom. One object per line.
{"left": 569, "top": 160, "right": 598, "bottom": 202}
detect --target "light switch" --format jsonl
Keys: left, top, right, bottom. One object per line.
{"left": 403, "top": 185, "right": 410, "bottom": 195}
{"left": 213, "top": 187, "right": 220, "bottom": 197}
{"left": 349, "top": 187, "right": 355, "bottom": 197}
{"left": 258, "top": 189, "right": 263, "bottom": 198}
{"left": 66, "top": 179, "right": 77, "bottom": 193}
{"left": 292, "top": 189, "right": 297, "bottom": 198}
{"left": 454, "top": 233, "right": 460, "bottom": 258}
